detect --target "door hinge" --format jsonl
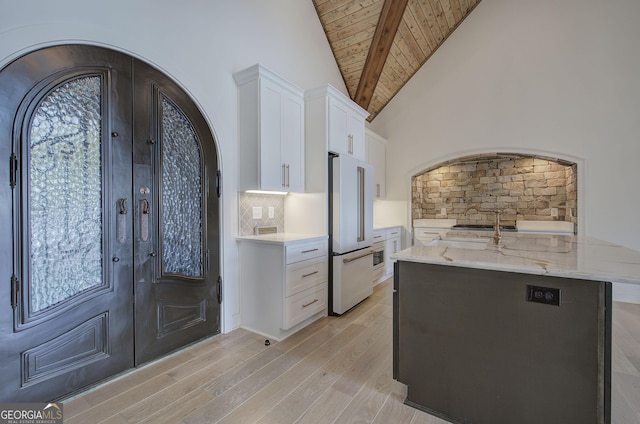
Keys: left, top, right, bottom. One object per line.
{"left": 216, "top": 276, "right": 222, "bottom": 304}
{"left": 215, "top": 170, "right": 221, "bottom": 198}
{"left": 9, "top": 153, "right": 17, "bottom": 189}
{"left": 11, "top": 274, "right": 19, "bottom": 309}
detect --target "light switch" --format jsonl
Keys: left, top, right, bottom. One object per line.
{"left": 551, "top": 207, "right": 558, "bottom": 218}
{"left": 252, "top": 206, "right": 262, "bottom": 219}
{"left": 268, "top": 206, "right": 274, "bottom": 219}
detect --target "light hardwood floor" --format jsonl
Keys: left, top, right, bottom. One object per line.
{"left": 62, "top": 279, "right": 640, "bottom": 423}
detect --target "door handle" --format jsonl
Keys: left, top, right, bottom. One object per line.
{"left": 116, "top": 198, "right": 127, "bottom": 244}
{"left": 140, "top": 199, "right": 150, "bottom": 242}
{"left": 343, "top": 250, "right": 375, "bottom": 263}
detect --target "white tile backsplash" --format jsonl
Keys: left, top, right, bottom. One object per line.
{"left": 239, "top": 193, "right": 285, "bottom": 236}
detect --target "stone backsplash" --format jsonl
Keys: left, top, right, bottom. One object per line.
{"left": 412, "top": 154, "right": 577, "bottom": 230}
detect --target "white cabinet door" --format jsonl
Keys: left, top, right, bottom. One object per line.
{"left": 235, "top": 64, "right": 305, "bottom": 192}
{"left": 259, "top": 80, "right": 285, "bottom": 191}
{"left": 328, "top": 98, "right": 349, "bottom": 155}
{"left": 347, "top": 112, "right": 365, "bottom": 160}
{"left": 365, "top": 130, "right": 386, "bottom": 199}
{"left": 281, "top": 90, "right": 304, "bottom": 192}
{"left": 328, "top": 96, "right": 366, "bottom": 160}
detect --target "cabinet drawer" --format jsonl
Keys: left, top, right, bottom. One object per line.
{"left": 285, "top": 240, "right": 327, "bottom": 264}
{"left": 285, "top": 256, "right": 328, "bottom": 297}
{"left": 385, "top": 227, "right": 401, "bottom": 239}
{"left": 283, "top": 282, "right": 327, "bottom": 330}
{"left": 372, "top": 229, "right": 386, "bottom": 243}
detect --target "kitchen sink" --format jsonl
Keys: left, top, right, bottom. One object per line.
{"left": 426, "top": 238, "right": 489, "bottom": 250}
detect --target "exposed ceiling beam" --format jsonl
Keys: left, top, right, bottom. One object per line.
{"left": 354, "top": 0, "right": 409, "bottom": 111}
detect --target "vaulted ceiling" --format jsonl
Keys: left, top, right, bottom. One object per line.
{"left": 311, "top": 0, "right": 481, "bottom": 121}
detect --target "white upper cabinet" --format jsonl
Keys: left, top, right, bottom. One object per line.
{"left": 234, "top": 64, "right": 304, "bottom": 192}
{"left": 365, "top": 129, "right": 387, "bottom": 199}
{"left": 306, "top": 84, "right": 369, "bottom": 161}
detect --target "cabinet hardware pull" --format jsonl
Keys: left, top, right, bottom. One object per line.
{"left": 374, "top": 235, "right": 382, "bottom": 239}
{"left": 302, "top": 270, "right": 319, "bottom": 278}
{"left": 286, "top": 163, "right": 290, "bottom": 188}
{"left": 343, "top": 250, "right": 375, "bottom": 263}
{"left": 302, "top": 299, "right": 319, "bottom": 308}
{"left": 348, "top": 134, "right": 354, "bottom": 154}
{"left": 301, "top": 248, "right": 319, "bottom": 253}
{"left": 377, "top": 183, "right": 380, "bottom": 197}
{"left": 282, "top": 163, "right": 286, "bottom": 187}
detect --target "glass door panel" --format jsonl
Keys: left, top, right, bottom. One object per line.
{"left": 28, "top": 76, "right": 104, "bottom": 314}
{"left": 160, "top": 97, "right": 203, "bottom": 278}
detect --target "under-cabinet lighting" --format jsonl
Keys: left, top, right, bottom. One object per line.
{"left": 245, "top": 190, "right": 288, "bottom": 195}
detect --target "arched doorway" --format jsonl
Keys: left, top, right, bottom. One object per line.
{"left": 411, "top": 153, "right": 578, "bottom": 231}
{"left": 0, "top": 45, "right": 221, "bottom": 401}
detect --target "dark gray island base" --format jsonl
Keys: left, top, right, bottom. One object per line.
{"left": 393, "top": 261, "right": 611, "bottom": 424}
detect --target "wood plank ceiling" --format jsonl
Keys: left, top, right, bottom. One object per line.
{"left": 312, "top": 0, "right": 481, "bottom": 121}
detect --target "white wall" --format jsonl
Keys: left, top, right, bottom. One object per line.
{"left": 0, "top": 0, "right": 345, "bottom": 333}
{"left": 369, "top": 0, "right": 640, "bottom": 252}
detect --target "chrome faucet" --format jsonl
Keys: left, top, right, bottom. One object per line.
{"left": 463, "top": 204, "right": 502, "bottom": 244}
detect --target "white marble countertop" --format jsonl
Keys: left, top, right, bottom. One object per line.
{"left": 392, "top": 231, "right": 640, "bottom": 285}
{"left": 236, "top": 233, "right": 327, "bottom": 245}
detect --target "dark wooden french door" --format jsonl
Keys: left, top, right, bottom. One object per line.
{"left": 0, "top": 45, "right": 220, "bottom": 402}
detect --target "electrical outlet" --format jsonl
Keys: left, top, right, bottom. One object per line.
{"left": 551, "top": 207, "right": 558, "bottom": 218}
{"left": 252, "top": 206, "right": 262, "bottom": 219}
{"left": 527, "top": 285, "right": 561, "bottom": 306}
{"left": 268, "top": 206, "right": 274, "bottom": 219}
{"left": 441, "top": 208, "right": 447, "bottom": 216}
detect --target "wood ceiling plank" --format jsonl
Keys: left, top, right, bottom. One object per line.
{"left": 354, "top": 0, "right": 410, "bottom": 109}
{"left": 340, "top": 58, "right": 367, "bottom": 75}
{"left": 329, "top": 27, "right": 376, "bottom": 52}
{"left": 336, "top": 48, "right": 370, "bottom": 70}
{"left": 333, "top": 38, "right": 375, "bottom": 63}
{"left": 321, "top": 1, "right": 384, "bottom": 32}
{"left": 404, "top": 0, "right": 435, "bottom": 57}
{"left": 325, "top": 15, "right": 379, "bottom": 48}
{"left": 321, "top": 0, "right": 382, "bottom": 29}
{"left": 416, "top": 0, "right": 445, "bottom": 44}
{"left": 440, "top": 0, "right": 457, "bottom": 29}
{"left": 382, "top": 44, "right": 411, "bottom": 84}
{"left": 459, "top": 0, "right": 469, "bottom": 14}
{"left": 451, "top": 0, "right": 463, "bottom": 21}
{"left": 408, "top": 0, "right": 438, "bottom": 53}
{"left": 396, "top": 17, "right": 426, "bottom": 65}
{"left": 314, "top": 0, "right": 362, "bottom": 18}
{"left": 427, "top": 0, "right": 451, "bottom": 36}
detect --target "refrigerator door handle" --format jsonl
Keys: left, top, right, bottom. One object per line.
{"left": 357, "top": 166, "right": 365, "bottom": 242}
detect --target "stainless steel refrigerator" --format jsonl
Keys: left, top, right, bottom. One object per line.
{"left": 329, "top": 153, "right": 373, "bottom": 315}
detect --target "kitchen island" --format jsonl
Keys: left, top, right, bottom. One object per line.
{"left": 392, "top": 231, "right": 640, "bottom": 424}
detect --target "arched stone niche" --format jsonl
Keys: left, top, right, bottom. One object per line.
{"left": 411, "top": 153, "right": 577, "bottom": 230}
